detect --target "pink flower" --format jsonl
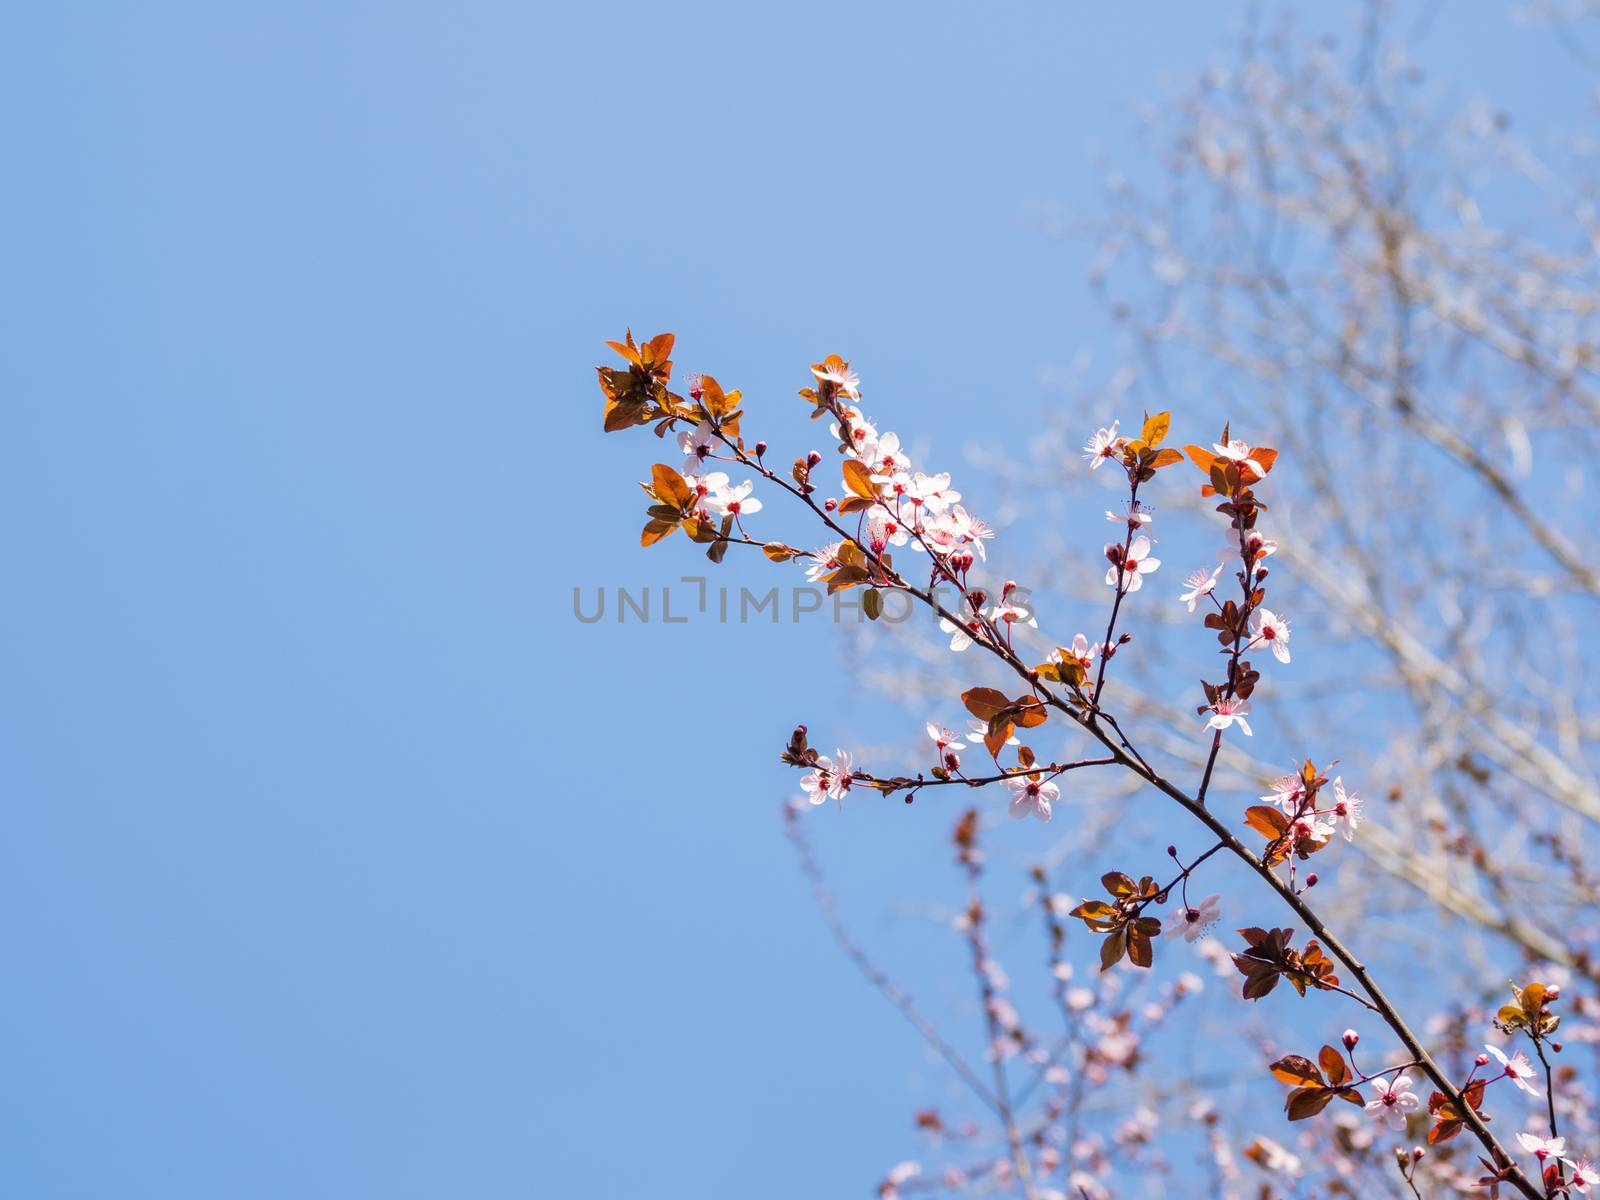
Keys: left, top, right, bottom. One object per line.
{"left": 1083, "top": 421, "right": 1121, "bottom": 469}
{"left": 1365, "top": 1075, "right": 1420, "bottom": 1131}
{"left": 1486, "top": 1044, "right": 1541, "bottom": 1094}
{"left": 1204, "top": 697, "right": 1252, "bottom": 737}
{"left": 1179, "top": 565, "right": 1223, "bottom": 612}
{"left": 1517, "top": 1132, "right": 1565, "bottom": 1161}
{"left": 1249, "top": 608, "right": 1291, "bottom": 664}
{"left": 1164, "top": 894, "right": 1220, "bottom": 942}
{"left": 1107, "top": 535, "right": 1161, "bottom": 592}
{"left": 1006, "top": 775, "right": 1059, "bottom": 822}
{"left": 1331, "top": 777, "right": 1363, "bottom": 841}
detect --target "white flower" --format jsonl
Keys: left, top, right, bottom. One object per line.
{"left": 805, "top": 541, "right": 842, "bottom": 583}
{"left": 1517, "top": 1132, "right": 1565, "bottom": 1161}
{"left": 1083, "top": 421, "right": 1121, "bottom": 470}
{"left": 1331, "top": 777, "right": 1363, "bottom": 842}
{"left": 939, "top": 616, "right": 978, "bottom": 652}
{"left": 1212, "top": 438, "right": 1265, "bottom": 478}
{"left": 1250, "top": 608, "right": 1291, "bottom": 663}
{"left": 829, "top": 406, "right": 876, "bottom": 455}
{"left": 1486, "top": 1044, "right": 1541, "bottom": 1095}
{"left": 865, "top": 431, "right": 910, "bottom": 479}
{"left": 799, "top": 756, "right": 835, "bottom": 806}
{"left": 927, "top": 722, "right": 963, "bottom": 751}
{"left": 904, "top": 471, "right": 959, "bottom": 517}
{"left": 1364, "top": 1075, "right": 1419, "bottom": 1131}
{"left": 865, "top": 509, "right": 910, "bottom": 550}
{"left": 678, "top": 423, "right": 719, "bottom": 475}
{"left": 1179, "top": 565, "right": 1223, "bottom": 613}
{"left": 1164, "top": 894, "right": 1220, "bottom": 942}
{"left": 827, "top": 749, "right": 855, "bottom": 802}
{"left": 799, "top": 751, "right": 856, "bottom": 805}
{"left": 1006, "top": 775, "right": 1058, "bottom": 822}
{"left": 706, "top": 479, "right": 762, "bottom": 518}
{"left": 1106, "top": 535, "right": 1161, "bottom": 592}
{"left": 1106, "top": 500, "right": 1153, "bottom": 527}
{"left": 1564, "top": 1159, "right": 1599, "bottom": 1192}
{"left": 1204, "top": 697, "right": 1252, "bottom": 737}
{"left": 1261, "top": 774, "right": 1306, "bottom": 815}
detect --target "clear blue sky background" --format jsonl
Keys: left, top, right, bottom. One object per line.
{"left": 1, "top": 4, "right": 1591, "bottom": 1197}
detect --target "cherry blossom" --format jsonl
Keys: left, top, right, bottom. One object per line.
{"left": 1364, "top": 1075, "right": 1419, "bottom": 1131}
{"left": 1213, "top": 437, "right": 1265, "bottom": 478}
{"left": 805, "top": 541, "right": 842, "bottom": 583}
{"left": 865, "top": 510, "right": 910, "bottom": 551}
{"left": 1106, "top": 535, "right": 1161, "bottom": 592}
{"left": 1106, "top": 500, "right": 1153, "bottom": 527}
{"left": 939, "top": 615, "right": 979, "bottom": 652}
{"left": 1330, "top": 777, "right": 1363, "bottom": 842}
{"left": 1179, "top": 565, "right": 1223, "bottom": 612}
{"left": 799, "top": 755, "right": 837, "bottom": 806}
{"left": 1565, "top": 1159, "right": 1599, "bottom": 1192}
{"left": 1083, "top": 421, "right": 1121, "bottom": 470}
{"left": 1204, "top": 697, "right": 1252, "bottom": 736}
{"left": 828, "top": 749, "right": 855, "bottom": 802}
{"left": 679, "top": 423, "right": 718, "bottom": 474}
{"left": 1051, "top": 634, "right": 1098, "bottom": 675}
{"left": 904, "top": 471, "right": 959, "bottom": 518}
{"left": 706, "top": 479, "right": 762, "bottom": 519}
{"left": 1485, "top": 1044, "right": 1541, "bottom": 1094}
{"left": 812, "top": 356, "right": 861, "bottom": 400}
{"left": 1164, "top": 893, "right": 1221, "bottom": 941}
{"left": 864, "top": 431, "right": 910, "bottom": 480}
{"left": 1249, "top": 608, "right": 1291, "bottom": 664}
{"left": 1005, "top": 774, "right": 1058, "bottom": 822}
{"left": 1516, "top": 1132, "right": 1565, "bottom": 1161}
{"left": 1261, "top": 774, "right": 1306, "bottom": 814}
{"left": 989, "top": 583, "right": 1038, "bottom": 631}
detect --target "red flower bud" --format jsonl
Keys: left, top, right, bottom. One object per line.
{"left": 755, "top": 441, "right": 768, "bottom": 458}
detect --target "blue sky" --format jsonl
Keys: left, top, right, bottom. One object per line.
{"left": 1, "top": 3, "right": 1593, "bottom": 1197}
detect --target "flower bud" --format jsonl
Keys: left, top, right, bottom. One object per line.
{"left": 755, "top": 440, "right": 768, "bottom": 458}
{"left": 1552, "top": 1041, "right": 1564, "bottom": 1053}
{"left": 807, "top": 451, "right": 823, "bottom": 468}
{"left": 1118, "top": 632, "right": 1133, "bottom": 644}
{"left": 1412, "top": 1147, "right": 1426, "bottom": 1162}
{"left": 1475, "top": 1052, "right": 1490, "bottom": 1067}
{"left": 1546, "top": 984, "right": 1560, "bottom": 1001}
{"left": 1166, "top": 845, "right": 1178, "bottom": 857}
{"left": 1342, "top": 1029, "right": 1359, "bottom": 1049}
{"left": 824, "top": 497, "right": 838, "bottom": 512}
{"left": 1305, "top": 873, "right": 1319, "bottom": 888}
{"left": 1256, "top": 565, "right": 1269, "bottom": 581}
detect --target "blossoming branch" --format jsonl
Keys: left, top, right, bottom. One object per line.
{"left": 596, "top": 331, "right": 1583, "bottom": 1199}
